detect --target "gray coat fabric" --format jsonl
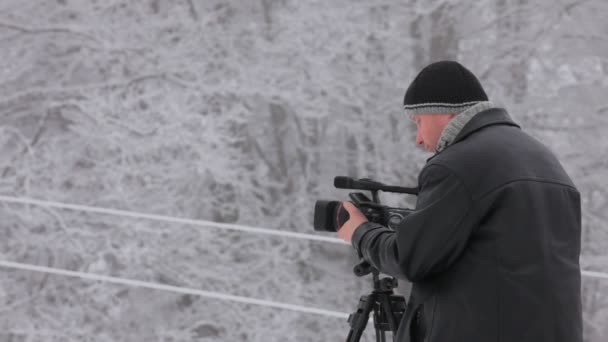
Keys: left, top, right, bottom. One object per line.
{"left": 351, "top": 108, "right": 582, "bottom": 342}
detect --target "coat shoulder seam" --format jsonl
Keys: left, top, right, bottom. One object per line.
{"left": 473, "top": 178, "right": 577, "bottom": 202}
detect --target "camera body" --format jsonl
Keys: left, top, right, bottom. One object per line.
{"left": 313, "top": 177, "right": 418, "bottom": 232}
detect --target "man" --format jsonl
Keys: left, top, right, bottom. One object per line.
{"left": 336, "top": 61, "right": 583, "bottom": 342}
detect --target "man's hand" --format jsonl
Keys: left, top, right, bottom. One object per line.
{"left": 336, "top": 202, "right": 369, "bottom": 243}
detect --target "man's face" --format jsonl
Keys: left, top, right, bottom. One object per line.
{"left": 411, "top": 113, "right": 455, "bottom": 152}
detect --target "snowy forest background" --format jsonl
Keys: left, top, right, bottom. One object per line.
{"left": 0, "top": 0, "right": 606, "bottom": 341}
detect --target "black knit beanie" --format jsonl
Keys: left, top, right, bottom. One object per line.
{"left": 403, "top": 61, "right": 489, "bottom": 116}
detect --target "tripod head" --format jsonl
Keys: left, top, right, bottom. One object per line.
{"left": 346, "top": 265, "right": 406, "bottom": 342}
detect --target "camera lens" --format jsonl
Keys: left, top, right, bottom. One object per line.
{"left": 313, "top": 200, "right": 341, "bottom": 232}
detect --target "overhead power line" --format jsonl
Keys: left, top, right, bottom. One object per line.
{"left": 0, "top": 260, "right": 350, "bottom": 319}
{"left": 582, "top": 270, "right": 608, "bottom": 280}
{"left": 1, "top": 195, "right": 607, "bottom": 280}
{"left": 0, "top": 195, "right": 345, "bottom": 244}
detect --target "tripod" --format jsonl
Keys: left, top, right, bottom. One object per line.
{"left": 346, "top": 261, "right": 406, "bottom": 342}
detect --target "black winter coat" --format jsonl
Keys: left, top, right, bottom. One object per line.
{"left": 352, "top": 108, "right": 582, "bottom": 342}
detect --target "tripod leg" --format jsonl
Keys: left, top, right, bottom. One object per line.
{"left": 378, "top": 293, "right": 399, "bottom": 334}
{"left": 346, "top": 294, "right": 376, "bottom": 342}
{"left": 373, "top": 309, "right": 386, "bottom": 342}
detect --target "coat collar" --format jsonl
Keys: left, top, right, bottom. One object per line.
{"left": 427, "top": 108, "right": 521, "bottom": 161}
{"left": 453, "top": 107, "right": 520, "bottom": 143}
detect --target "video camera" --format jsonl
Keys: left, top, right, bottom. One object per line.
{"left": 313, "top": 176, "right": 418, "bottom": 232}
{"left": 312, "top": 176, "right": 418, "bottom": 340}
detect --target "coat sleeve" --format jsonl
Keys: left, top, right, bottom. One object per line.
{"left": 351, "top": 163, "right": 477, "bottom": 282}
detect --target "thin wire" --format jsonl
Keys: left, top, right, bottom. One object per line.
{"left": 0, "top": 260, "right": 350, "bottom": 319}
{"left": 582, "top": 270, "right": 608, "bottom": 280}
{"left": 0, "top": 195, "right": 345, "bottom": 244}
{"left": 1, "top": 195, "right": 607, "bottom": 280}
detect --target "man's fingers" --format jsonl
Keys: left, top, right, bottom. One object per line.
{"left": 343, "top": 201, "right": 355, "bottom": 211}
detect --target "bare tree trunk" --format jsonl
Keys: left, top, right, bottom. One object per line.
{"left": 409, "top": 1, "right": 460, "bottom": 70}
{"left": 496, "top": 0, "right": 529, "bottom": 103}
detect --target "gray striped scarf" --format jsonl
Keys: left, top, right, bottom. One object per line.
{"left": 435, "top": 101, "right": 494, "bottom": 153}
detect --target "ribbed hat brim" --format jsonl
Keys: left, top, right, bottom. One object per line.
{"left": 404, "top": 101, "right": 483, "bottom": 116}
